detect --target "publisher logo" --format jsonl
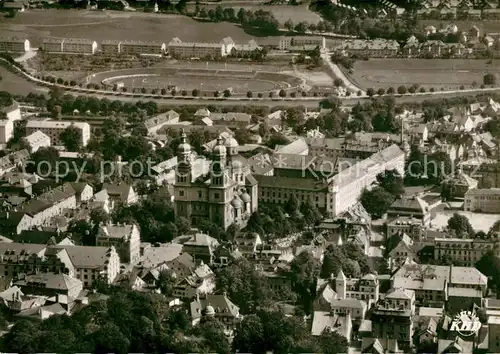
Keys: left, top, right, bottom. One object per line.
{"left": 449, "top": 311, "right": 481, "bottom": 337}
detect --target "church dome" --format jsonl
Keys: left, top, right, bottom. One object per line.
{"left": 231, "top": 196, "right": 243, "bottom": 209}
{"left": 241, "top": 193, "right": 251, "bottom": 203}
{"left": 178, "top": 130, "right": 191, "bottom": 154}
{"left": 205, "top": 305, "right": 215, "bottom": 316}
{"left": 225, "top": 136, "right": 239, "bottom": 149}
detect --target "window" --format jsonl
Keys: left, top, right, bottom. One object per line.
{"left": 179, "top": 190, "right": 184, "bottom": 197}
{"left": 214, "top": 192, "right": 220, "bottom": 199}
{"left": 198, "top": 191, "right": 202, "bottom": 198}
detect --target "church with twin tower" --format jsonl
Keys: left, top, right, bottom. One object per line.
{"left": 174, "top": 131, "right": 258, "bottom": 230}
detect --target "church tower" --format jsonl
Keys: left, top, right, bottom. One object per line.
{"left": 209, "top": 136, "right": 235, "bottom": 229}
{"left": 336, "top": 269, "right": 347, "bottom": 299}
{"left": 174, "top": 130, "right": 192, "bottom": 219}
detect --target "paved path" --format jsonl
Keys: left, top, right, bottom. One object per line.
{"left": 15, "top": 50, "right": 37, "bottom": 63}
{"left": 321, "top": 51, "right": 365, "bottom": 95}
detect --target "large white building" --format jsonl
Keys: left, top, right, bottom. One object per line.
{"left": 23, "top": 131, "right": 51, "bottom": 152}
{"left": 25, "top": 120, "right": 91, "bottom": 147}
{"left": 96, "top": 223, "right": 141, "bottom": 265}
{"left": 167, "top": 37, "right": 234, "bottom": 59}
{"left": 464, "top": 188, "right": 500, "bottom": 213}
{"left": 0, "top": 37, "right": 30, "bottom": 53}
{"left": 0, "top": 101, "right": 22, "bottom": 144}
{"left": 328, "top": 144, "right": 405, "bottom": 216}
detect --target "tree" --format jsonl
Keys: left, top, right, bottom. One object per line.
{"left": 284, "top": 194, "right": 299, "bottom": 214}
{"left": 175, "top": 216, "right": 191, "bottom": 234}
{"left": 377, "top": 169, "right": 404, "bottom": 196}
{"left": 284, "top": 19, "right": 294, "bottom": 31}
{"left": 278, "top": 89, "right": 286, "bottom": 98}
{"left": 90, "top": 208, "right": 109, "bottom": 226}
{"left": 192, "top": 89, "right": 199, "bottom": 97}
{"left": 360, "top": 187, "right": 395, "bottom": 218}
{"left": 294, "top": 21, "right": 308, "bottom": 33}
{"left": 366, "top": 88, "right": 375, "bottom": 97}
{"left": 397, "top": 85, "right": 407, "bottom": 94}
{"left": 333, "top": 78, "right": 343, "bottom": 87}
{"left": 233, "top": 315, "right": 265, "bottom": 353}
{"left": 246, "top": 91, "right": 253, "bottom": 98}
{"left": 289, "top": 251, "right": 319, "bottom": 312}
{"left": 60, "top": 125, "right": 82, "bottom": 152}
{"left": 387, "top": 87, "right": 395, "bottom": 94}
{"left": 223, "top": 89, "right": 231, "bottom": 97}
{"left": 447, "top": 213, "right": 474, "bottom": 237}
{"left": 319, "top": 331, "right": 349, "bottom": 354}
{"left": 484, "top": 72, "right": 496, "bottom": 85}
{"left": 377, "top": 88, "right": 385, "bottom": 95}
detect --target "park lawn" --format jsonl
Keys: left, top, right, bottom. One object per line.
{"left": 0, "top": 67, "right": 47, "bottom": 95}
{"left": 348, "top": 58, "right": 500, "bottom": 91}
{"left": 0, "top": 9, "right": 259, "bottom": 47}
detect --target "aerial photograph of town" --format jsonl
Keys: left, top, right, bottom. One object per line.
{"left": 1, "top": 0, "right": 500, "bottom": 352}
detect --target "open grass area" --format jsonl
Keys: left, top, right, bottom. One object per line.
{"left": 187, "top": 4, "right": 322, "bottom": 24}
{"left": 0, "top": 9, "right": 264, "bottom": 47}
{"left": 0, "top": 67, "right": 48, "bottom": 95}
{"left": 349, "top": 58, "right": 500, "bottom": 90}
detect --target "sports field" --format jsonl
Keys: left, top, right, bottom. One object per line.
{"left": 0, "top": 9, "right": 262, "bottom": 47}
{"left": 349, "top": 59, "right": 500, "bottom": 90}
{"left": 89, "top": 67, "right": 303, "bottom": 94}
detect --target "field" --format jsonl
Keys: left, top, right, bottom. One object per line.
{"left": 187, "top": 4, "right": 322, "bottom": 24}
{"left": 88, "top": 66, "right": 303, "bottom": 94}
{"left": 349, "top": 59, "right": 500, "bottom": 90}
{"left": 0, "top": 9, "right": 269, "bottom": 47}
{"left": 0, "top": 67, "right": 48, "bottom": 95}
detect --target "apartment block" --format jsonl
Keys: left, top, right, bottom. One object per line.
{"left": 23, "top": 131, "right": 51, "bottom": 153}
{"left": 464, "top": 188, "right": 500, "bottom": 213}
{"left": 42, "top": 38, "right": 64, "bottom": 53}
{"left": 20, "top": 183, "right": 77, "bottom": 226}
{"left": 96, "top": 223, "right": 141, "bottom": 264}
{"left": 25, "top": 120, "right": 91, "bottom": 147}
{"left": 434, "top": 237, "right": 498, "bottom": 267}
{"left": 278, "top": 36, "right": 326, "bottom": 50}
{"left": 168, "top": 37, "right": 225, "bottom": 59}
{"left": 0, "top": 102, "right": 22, "bottom": 144}
{"left": 335, "top": 39, "right": 400, "bottom": 57}
{"left": 62, "top": 38, "right": 98, "bottom": 54}
{"left": 100, "top": 40, "right": 122, "bottom": 54}
{"left": 120, "top": 40, "right": 166, "bottom": 55}
{"left": 0, "top": 37, "right": 30, "bottom": 53}
{"left": 329, "top": 144, "right": 405, "bottom": 216}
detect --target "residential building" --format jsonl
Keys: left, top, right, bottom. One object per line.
{"left": 96, "top": 223, "right": 141, "bottom": 264}
{"left": 168, "top": 37, "right": 225, "bottom": 59}
{"left": 182, "top": 233, "right": 219, "bottom": 265}
{"left": 232, "top": 39, "right": 261, "bottom": 55}
{"left": 174, "top": 133, "right": 258, "bottom": 230}
{"left": 100, "top": 40, "right": 121, "bottom": 54}
{"left": 233, "top": 232, "right": 263, "bottom": 258}
{"left": 145, "top": 110, "right": 180, "bottom": 135}
{"left": 391, "top": 261, "right": 488, "bottom": 306}
{"left": 388, "top": 234, "right": 415, "bottom": 271}
{"left": 120, "top": 40, "right": 166, "bottom": 55}
{"left": 193, "top": 108, "right": 252, "bottom": 128}
{"left": 62, "top": 38, "right": 98, "bottom": 54}
{"left": 278, "top": 36, "right": 326, "bottom": 50}
{"left": 14, "top": 272, "right": 83, "bottom": 298}
{"left": 434, "top": 237, "right": 498, "bottom": 267}
{"left": 101, "top": 183, "right": 138, "bottom": 206}
{"left": 371, "top": 288, "right": 415, "bottom": 345}
{"left": 52, "top": 245, "right": 121, "bottom": 287}
{"left": 329, "top": 144, "right": 405, "bottom": 216}
{"left": 42, "top": 38, "right": 64, "bottom": 53}
{"left": 441, "top": 171, "right": 478, "bottom": 200}
{"left": 22, "top": 131, "right": 51, "bottom": 153}
{"left": 387, "top": 196, "right": 431, "bottom": 226}
{"left": 173, "top": 263, "right": 215, "bottom": 299}
{"left": 0, "top": 101, "right": 22, "bottom": 144}
{"left": 20, "top": 183, "right": 77, "bottom": 226}
{"left": 0, "top": 37, "right": 30, "bottom": 53}
{"left": 464, "top": 188, "right": 500, "bottom": 213}
{"left": 311, "top": 311, "right": 352, "bottom": 342}
{"left": 256, "top": 175, "right": 329, "bottom": 212}
{"left": 386, "top": 216, "right": 425, "bottom": 241}
{"left": 25, "top": 120, "right": 91, "bottom": 147}
{"left": 0, "top": 212, "right": 32, "bottom": 236}
{"left": 189, "top": 294, "right": 242, "bottom": 335}
{"left": 335, "top": 270, "right": 380, "bottom": 304}
{"left": 335, "top": 39, "right": 400, "bottom": 58}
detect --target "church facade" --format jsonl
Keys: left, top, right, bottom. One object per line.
{"left": 174, "top": 131, "right": 258, "bottom": 230}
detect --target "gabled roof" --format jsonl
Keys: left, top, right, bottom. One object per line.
{"left": 15, "top": 272, "right": 82, "bottom": 291}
